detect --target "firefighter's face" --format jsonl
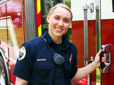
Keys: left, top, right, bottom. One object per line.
{"left": 47, "top": 6, "right": 71, "bottom": 38}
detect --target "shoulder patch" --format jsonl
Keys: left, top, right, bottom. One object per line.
{"left": 18, "top": 46, "right": 26, "bottom": 61}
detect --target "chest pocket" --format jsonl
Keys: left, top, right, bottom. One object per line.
{"left": 33, "top": 59, "right": 53, "bottom": 70}
{"left": 32, "top": 59, "right": 54, "bottom": 84}
{"left": 33, "top": 49, "right": 53, "bottom": 71}
{"left": 64, "top": 61, "right": 72, "bottom": 79}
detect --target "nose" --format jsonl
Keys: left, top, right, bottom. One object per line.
{"left": 58, "top": 20, "right": 63, "bottom": 26}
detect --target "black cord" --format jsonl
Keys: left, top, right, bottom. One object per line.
{"left": 41, "top": 36, "right": 55, "bottom": 55}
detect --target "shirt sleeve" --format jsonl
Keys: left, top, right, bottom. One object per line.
{"left": 69, "top": 44, "right": 78, "bottom": 79}
{"left": 13, "top": 43, "right": 34, "bottom": 81}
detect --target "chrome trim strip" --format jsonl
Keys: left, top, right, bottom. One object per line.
{"left": 83, "top": 3, "right": 94, "bottom": 85}
{"left": 95, "top": 0, "right": 101, "bottom": 84}
{"left": 0, "top": 47, "right": 10, "bottom": 85}
{"left": 83, "top": 4, "right": 88, "bottom": 65}
{"left": 96, "top": 5, "right": 101, "bottom": 52}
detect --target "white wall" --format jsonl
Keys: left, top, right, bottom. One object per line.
{"left": 101, "top": 0, "right": 114, "bottom": 19}
{"left": 71, "top": 0, "right": 114, "bottom": 21}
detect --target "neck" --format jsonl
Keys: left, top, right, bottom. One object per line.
{"left": 52, "top": 36, "right": 62, "bottom": 44}
{"left": 49, "top": 35, "right": 62, "bottom": 44}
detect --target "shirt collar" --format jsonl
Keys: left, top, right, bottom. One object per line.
{"left": 42, "top": 30, "right": 53, "bottom": 45}
{"left": 42, "top": 30, "right": 70, "bottom": 50}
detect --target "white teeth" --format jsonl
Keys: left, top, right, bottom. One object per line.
{"left": 56, "top": 28, "right": 62, "bottom": 31}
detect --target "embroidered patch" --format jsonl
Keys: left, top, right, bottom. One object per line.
{"left": 18, "top": 46, "right": 26, "bottom": 61}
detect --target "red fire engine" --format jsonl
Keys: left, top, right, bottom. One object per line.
{"left": 72, "top": 0, "right": 114, "bottom": 85}
{"left": 0, "top": 0, "right": 114, "bottom": 85}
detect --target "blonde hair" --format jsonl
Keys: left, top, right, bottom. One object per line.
{"left": 48, "top": 3, "right": 73, "bottom": 20}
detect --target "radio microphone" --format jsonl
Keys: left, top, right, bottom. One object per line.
{"left": 41, "top": 36, "right": 65, "bottom": 65}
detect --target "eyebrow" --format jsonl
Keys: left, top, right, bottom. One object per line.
{"left": 55, "top": 15, "right": 70, "bottom": 20}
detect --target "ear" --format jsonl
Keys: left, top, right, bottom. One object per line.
{"left": 47, "top": 14, "right": 50, "bottom": 23}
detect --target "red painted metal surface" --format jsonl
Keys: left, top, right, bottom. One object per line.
{"left": 35, "top": 0, "right": 42, "bottom": 37}
{"left": 5, "top": 0, "right": 24, "bottom": 47}
{"left": 72, "top": 19, "right": 114, "bottom": 85}
{"left": 101, "top": 19, "right": 114, "bottom": 85}
{"left": 72, "top": 21, "right": 84, "bottom": 68}
{"left": 0, "top": 0, "right": 24, "bottom": 84}
{"left": 72, "top": 20, "right": 96, "bottom": 85}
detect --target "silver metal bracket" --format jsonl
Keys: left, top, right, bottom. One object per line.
{"left": 83, "top": 3, "right": 94, "bottom": 13}
{"left": 84, "top": 56, "right": 94, "bottom": 65}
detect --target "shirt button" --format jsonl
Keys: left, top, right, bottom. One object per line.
{"left": 55, "top": 83, "right": 58, "bottom": 85}
{"left": 56, "top": 70, "right": 59, "bottom": 72}
{"left": 40, "top": 67, "right": 43, "bottom": 69}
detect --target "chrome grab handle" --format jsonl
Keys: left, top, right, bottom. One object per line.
{"left": 100, "top": 44, "right": 111, "bottom": 74}
{"left": 83, "top": 3, "right": 94, "bottom": 85}
{"left": 83, "top": 3, "right": 94, "bottom": 65}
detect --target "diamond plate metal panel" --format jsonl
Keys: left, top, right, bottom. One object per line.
{"left": 25, "top": 0, "right": 36, "bottom": 40}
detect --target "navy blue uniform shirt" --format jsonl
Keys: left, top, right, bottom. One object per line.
{"left": 13, "top": 31, "right": 78, "bottom": 85}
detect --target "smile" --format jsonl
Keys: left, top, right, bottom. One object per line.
{"left": 55, "top": 27, "right": 63, "bottom": 31}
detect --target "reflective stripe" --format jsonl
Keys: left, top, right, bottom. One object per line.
{"left": 37, "top": 0, "right": 42, "bottom": 36}
{"left": 37, "top": 0, "right": 41, "bottom": 14}
{"left": 38, "top": 25, "right": 42, "bottom": 36}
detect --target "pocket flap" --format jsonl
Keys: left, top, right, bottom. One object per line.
{"left": 33, "top": 60, "right": 53, "bottom": 70}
